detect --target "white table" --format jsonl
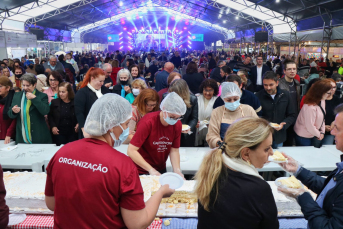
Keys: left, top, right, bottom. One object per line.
{"left": 116, "top": 145, "right": 341, "bottom": 174}
{"left": 0, "top": 144, "right": 62, "bottom": 172}
{"left": 1, "top": 144, "right": 341, "bottom": 174}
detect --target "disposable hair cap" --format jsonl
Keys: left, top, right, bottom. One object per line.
{"left": 84, "top": 93, "right": 132, "bottom": 136}
{"left": 221, "top": 82, "right": 242, "bottom": 99}
{"left": 160, "top": 92, "right": 187, "bottom": 116}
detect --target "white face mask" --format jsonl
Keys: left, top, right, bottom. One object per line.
{"left": 109, "top": 124, "right": 129, "bottom": 148}
{"left": 132, "top": 88, "right": 140, "bottom": 96}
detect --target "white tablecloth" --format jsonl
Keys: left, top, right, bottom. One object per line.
{"left": 0, "top": 143, "right": 62, "bottom": 172}
{"left": 117, "top": 145, "right": 341, "bottom": 174}
{"left": 1, "top": 143, "right": 342, "bottom": 174}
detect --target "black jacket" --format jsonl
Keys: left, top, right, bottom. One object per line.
{"left": 162, "top": 93, "right": 198, "bottom": 147}
{"left": 297, "top": 167, "right": 343, "bottom": 229}
{"left": 208, "top": 58, "right": 216, "bottom": 70}
{"left": 170, "top": 56, "right": 182, "bottom": 69}
{"left": 250, "top": 64, "right": 270, "bottom": 89}
{"left": 183, "top": 73, "right": 204, "bottom": 94}
{"left": 74, "top": 86, "right": 110, "bottom": 138}
{"left": 210, "top": 67, "right": 224, "bottom": 83}
{"left": 48, "top": 98, "right": 77, "bottom": 130}
{"left": 255, "top": 87, "right": 296, "bottom": 144}
{"left": 112, "top": 84, "right": 131, "bottom": 97}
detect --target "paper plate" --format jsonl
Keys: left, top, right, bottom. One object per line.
{"left": 269, "top": 123, "right": 280, "bottom": 128}
{"left": 8, "top": 214, "right": 26, "bottom": 226}
{"left": 182, "top": 125, "right": 190, "bottom": 131}
{"left": 268, "top": 156, "right": 288, "bottom": 163}
{"left": 275, "top": 177, "right": 304, "bottom": 189}
{"left": 159, "top": 172, "right": 184, "bottom": 189}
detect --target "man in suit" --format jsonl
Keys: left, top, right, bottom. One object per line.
{"left": 279, "top": 103, "right": 343, "bottom": 229}
{"left": 250, "top": 55, "right": 270, "bottom": 92}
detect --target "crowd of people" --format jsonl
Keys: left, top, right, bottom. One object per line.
{"left": 0, "top": 48, "right": 343, "bottom": 228}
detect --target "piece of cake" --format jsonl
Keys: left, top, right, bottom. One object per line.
{"left": 271, "top": 151, "right": 287, "bottom": 161}
{"left": 270, "top": 123, "right": 280, "bottom": 128}
{"left": 279, "top": 176, "right": 302, "bottom": 189}
{"left": 3, "top": 172, "right": 49, "bottom": 212}
{"left": 182, "top": 125, "right": 190, "bottom": 131}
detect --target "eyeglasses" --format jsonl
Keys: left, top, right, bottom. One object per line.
{"left": 169, "top": 115, "right": 184, "bottom": 121}
{"left": 146, "top": 103, "right": 157, "bottom": 108}
{"left": 203, "top": 89, "right": 214, "bottom": 93}
{"left": 49, "top": 79, "right": 58, "bottom": 82}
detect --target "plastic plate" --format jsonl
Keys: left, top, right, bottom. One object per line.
{"left": 159, "top": 172, "right": 184, "bottom": 189}
{"left": 275, "top": 177, "right": 304, "bottom": 189}
{"left": 268, "top": 156, "right": 288, "bottom": 163}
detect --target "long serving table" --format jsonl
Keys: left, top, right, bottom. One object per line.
{"left": 0, "top": 143, "right": 62, "bottom": 172}
{"left": 3, "top": 144, "right": 342, "bottom": 229}
{"left": 1, "top": 144, "right": 342, "bottom": 173}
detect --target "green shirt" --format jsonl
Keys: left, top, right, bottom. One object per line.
{"left": 125, "top": 93, "right": 135, "bottom": 104}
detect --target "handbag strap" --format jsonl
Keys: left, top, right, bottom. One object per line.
{"left": 318, "top": 103, "right": 326, "bottom": 131}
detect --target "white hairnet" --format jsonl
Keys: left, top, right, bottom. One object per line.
{"left": 84, "top": 94, "right": 132, "bottom": 136}
{"left": 160, "top": 92, "right": 187, "bottom": 116}
{"left": 221, "top": 82, "right": 242, "bottom": 99}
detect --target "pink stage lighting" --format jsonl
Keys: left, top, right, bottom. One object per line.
{"left": 184, "top": 27, "right": 187, "bottom": 30}
{"left": 123, "top": 27, "right": 127, "bottom": 30}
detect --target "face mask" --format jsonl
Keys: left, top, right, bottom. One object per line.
{"left": 120, "top": 80, "right": 128, "bottom": 85}
{"left": 132, "top": 88, "right": 140, "bottom": 96}
{"left": 109, "top": 124, "right": 129, "bottom": 147}
{"left": 163, "top": 112, "right": 178, "bottom": 125}
{"left": 15, "top": 74, "right": 23, "bottom": 79}
{"left": 225, "top": 99, "right": 241, "bottom": 111}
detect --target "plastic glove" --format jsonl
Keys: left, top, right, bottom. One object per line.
{"left": 279, "top": 152, "right": 303, "bottom": 175}
{"left": 174, "top": 168, "right": 186, "bottom": 180}
{"left": 149, "top": 168, "right": 161, "bottom": 176}
{"left": 277, "top": 186, "right": 307, "bottom": 199}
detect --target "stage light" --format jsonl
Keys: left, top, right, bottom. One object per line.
{"left": 184, "top": 27, "right": 187, "bottom": 30}
{"left": 119, "top": 46, "right": 123, "bottom": 49}
{"left": 223, "top": 20, "right": 226, "bottom": 23}
{"left": 119, "top": 32, "right": 123, "bottom": 35}
{"left": 188, "top": 31, "right": 191, "bottom": 34}
{"left": 175, "top": 15, "right": 181, "bottom": 20}
{"left": 176, "top": 29, "right": 178, "bottom": 32}
{"left": 128, "top": 32, "right": 132, "bottom": 35}
{"left": 141, "top": 26, "right": 144, "bottom": 30}
{"left": 276, "top": 0, "right": 280, "bottom": 2}
{"left": 218, "top": 14, "right": 222, "bottom": 19}
{"left": 188, "top": 45, "right": 191, "bottom": 48}
{"left": 140, "top": 16, "right": 143, "bottom": 18}
{"left": 123, "top": 27, "right": 127, "bottom": 30}
{"left": 120, "top": 42, "right": 123, "bottom": 44}
{"left": 159, "top": 27, "right": 161, "bottom": 30}
{"left": 119, "top": 1, "right": 123, "bottom": 6}
{"left": 235, "top": 16, "right": 239, "bottom": 19}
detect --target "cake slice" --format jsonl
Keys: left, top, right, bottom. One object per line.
{"left": 279, "top": 176, "right": 302, "bottom": 189}
{"left": 271, "top": 151, "right": 287, "bottom": 161}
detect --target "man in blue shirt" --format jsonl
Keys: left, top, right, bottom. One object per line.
{"left": 279, "top": 103, "right": 343, "bottom": 229}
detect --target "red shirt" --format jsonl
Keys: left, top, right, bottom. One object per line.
{"left": 0, "top": 105, "right": 16, "bottom": 140}
{"left": 45, "top": 138, "right": 145, "bottom": 229}
{"left": 130, "top": 111, "right": 182, "bottom": 174}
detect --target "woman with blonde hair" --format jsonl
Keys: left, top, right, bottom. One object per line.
{"left": 125, "top": 78, "right": 147, "bottom": 104}
{"left": 195, "top": 117, "right": 278, "bottom": 229}
{"left": 164, "top": 79, "right": 198, "bottom": 147}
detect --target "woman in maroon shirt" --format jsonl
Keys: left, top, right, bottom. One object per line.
{"left": 0, "top": 77, "right": 16, "bottom": 143}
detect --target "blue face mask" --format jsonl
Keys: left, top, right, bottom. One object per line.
{"left": 163, "top": 113, "right": 178, "bottom": 125}
{"left": 110, "top": 124, "right": 129, "bottom": 147}
{"left": 225, "top": 99, "right": 241, "bottom": 111}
